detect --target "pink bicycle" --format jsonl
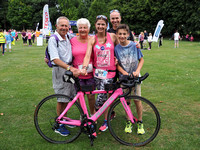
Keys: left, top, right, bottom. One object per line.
{"left": 34, "top": 71, "right": 161, "bottom": 146}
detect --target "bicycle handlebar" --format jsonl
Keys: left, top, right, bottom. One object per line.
{"left": 118, "top": 73, "right": 149, "bottom": 97}
{"left": 119, "top": 73, "right": 149, "bottom": 88}
{"left": 63, "top": 70, "right": 149, "bottom": 94}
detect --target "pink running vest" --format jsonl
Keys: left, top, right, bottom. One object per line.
{"left": 93, "top": 33, "right": 116, "bottom": 79}
{"left": 71, "top": 36, "right": 93, "bottom": 79}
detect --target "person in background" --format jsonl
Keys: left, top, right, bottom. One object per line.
{"left": 159, "top": 33, "right": 163, "bottom": 47}
{"left": 190, "top": 35, "right": 194, "bottom": 42}
{"left": 139, "top": 32, "right": 144, "bottom": 49}
{"left": 174, "top": 30, "right": 180, "bottom": 48}
{"left": 15, "top": 30, "right": 18, "bottom": 41}
{"left": 11, "top": 29, "right": 16, "bottom": 45}
{"left": 185, "top": 34, "right": 189, "bottom": 41}
{"left": 0, "top": 29, "right": 6, "bottom": 56}
{"left": 46, "top": 30, "right": 51, "bottom": 43}
{"left": 5, "top": 31, "right": 12, "bottom": 52}
{"left": 147, "top": 33, "right": 152, "bottom": 50}
{"left": 21, "top": 30, "right": 27, "bottom": 46}
{"left": 27, "top": 30, "right": 32, "bottom": 46}
{"left": 143, "top": 30, "right": 148, "bottom": 48}
{"left": 32, "top": 30, "right": 36, "bottom": 43}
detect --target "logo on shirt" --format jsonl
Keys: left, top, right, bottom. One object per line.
{"left": 101, "top": 46, "right": 105, "bottom": 50}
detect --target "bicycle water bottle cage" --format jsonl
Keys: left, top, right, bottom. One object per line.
{"left": 80, "top": 85, "right": 95, "bottom": 92}
{"left": 63, "top": 71, "right": 75, "bottom": 84}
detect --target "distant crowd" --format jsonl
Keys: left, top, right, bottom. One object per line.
{"left": 0, "top": 29, "right": 40, "bottom": 56}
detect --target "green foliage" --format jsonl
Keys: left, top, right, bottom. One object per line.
{"left": 58, "top": 0, "right": 81, "bottom": 20}
{"left": 1, "top": 0, "right": 200, "bottom": 37}
{"left": 0, "top": 0, "right": 9, "bottom": 29}
{"left": 88, "top": 0, "right": 110, "bottom": 31}
{"left": 7, "top": 0, "right": 33, "bottom": 30}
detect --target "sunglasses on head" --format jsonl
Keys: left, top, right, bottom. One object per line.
{"left": 110, "top": 9, "right": 119, "bottom": 14}
{"left": 96, "top": 15, "right": 107, "bottom": 20}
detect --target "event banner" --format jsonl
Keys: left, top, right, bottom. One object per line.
{"left": 152, "top": 20, "right": 164, "bottom": 42}
{"left": 43, "top": 4, "right": 50, "bottom": 35}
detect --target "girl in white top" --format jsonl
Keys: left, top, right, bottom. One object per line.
{"left": 174, "top": 30, "right": 180, "bottom": 48}
{"left": 147, "top": 33, "right": 152, "bottom": 50}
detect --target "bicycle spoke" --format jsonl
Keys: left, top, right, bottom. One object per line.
{"left": 34, "top": 94, "right": 83, "bottom": 143}
{"left": 107, "top": 96, "right": 161, "bottom": 146}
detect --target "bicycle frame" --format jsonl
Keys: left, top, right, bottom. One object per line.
{"left": 57, "top": 87, "right": 136, "bottom": 126}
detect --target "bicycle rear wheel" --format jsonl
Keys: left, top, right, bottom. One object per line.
{"left": 107, "top": 95, "right": 161, "bottom": 146}
{"left": 34, "top": 94, "right": 83, "bottom": 144}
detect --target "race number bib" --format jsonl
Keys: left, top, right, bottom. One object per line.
{"left": 94, "top": 69, "right": 108, "bottom": 79}
{"left": 78, "top": 63, "right": 93, "bottom": 73}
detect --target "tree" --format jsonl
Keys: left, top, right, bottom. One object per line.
{"left": 58, "top": 0, "right": 81, "bottom": 20}
{"left": 88, "top": 0, "right": 111, "bottom": 31}
{"left": 0, "top": 0, "right": 9, "bottom": 29}
{"left": 7, "top": 0, "right": 33, "bottom": 30}
{"left": 2, "top": 0, "right": 200, "bottom": 36}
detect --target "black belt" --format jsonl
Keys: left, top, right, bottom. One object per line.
{"left": 94, "top": 66, "right": 116, "bottom": 72}
{"left": 53, "top": 62, "right": 72, "bottom": 67}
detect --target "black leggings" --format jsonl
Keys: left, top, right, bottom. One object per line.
{"left": 28, "top": 39, "right": 32, "bottom": 45}
{"left": 140, "top": 41, "right": 143, "bottom": 49}
{"left": 148, "top": 42, "right": 152, "bottom": 49}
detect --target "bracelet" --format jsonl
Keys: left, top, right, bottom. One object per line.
{"left": 67, "top": 65, "right": 71, "bottom": 71}
{"left": 82, "top": 66, "right": 88, "bottom": 70}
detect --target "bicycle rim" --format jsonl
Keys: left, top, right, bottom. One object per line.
{"left": 107, "top": 95, "right": 161, "bottom": 146}
{"left": 34, "top": 94, "right": 83, "bottom": 144}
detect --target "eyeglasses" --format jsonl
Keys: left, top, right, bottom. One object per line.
{"left": 96, "top": 15, "right": 107, "bottom": 20}
{"left": 110, "top": 9, "right": 120, "bottom": 14}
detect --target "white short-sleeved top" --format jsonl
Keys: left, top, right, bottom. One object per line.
{"left": 48, "top": 31, "right": 72, "bottom": 65}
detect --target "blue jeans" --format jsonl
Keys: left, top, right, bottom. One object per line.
{"left": 0, "top": 43, "right": 5, "bottom": 54}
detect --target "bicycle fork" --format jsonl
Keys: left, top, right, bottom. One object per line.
{"left": 120, "top": 97, "right": 137, "bottom": 124}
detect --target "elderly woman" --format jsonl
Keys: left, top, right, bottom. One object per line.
{"left": 70, "top": 18, "right": 96, "bottom": 117}
{"left": 81, "top": 15, "right": 118, "bottom": 132}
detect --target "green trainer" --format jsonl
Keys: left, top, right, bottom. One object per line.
{"left": 125, "top": 120, "right": 132, "bottom": 133}
{"left": 137, "top": 122, "right": 145, "bottom": 135}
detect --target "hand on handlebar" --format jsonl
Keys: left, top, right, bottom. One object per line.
{"left": 80, "top": 68, "right": 87, "bottom": 76}
{"left": 132, "top": 71, "right": 140, "bottom": 77}
{"left": 70, "top": 67, "right": 81, "bottom": 77}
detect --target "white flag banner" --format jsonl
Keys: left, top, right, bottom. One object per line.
{"left": 36, "top": 22, "right": 39, "bottom": 31}
{"left": 43, "top": 4, "right": 50, "bottom": 35}
{"left": 152, "top": 20, "right": 164, "bottom": 42}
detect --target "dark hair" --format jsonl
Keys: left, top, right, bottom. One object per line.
{"left": 0, "top": 29, "right": 3, "bottom": 32}
{"left": 95, "top": 15, "right": 108, "bottom": 43}
{"left": 116, "top": 24, "right": 129, "bottom": 33}
{"left": 95, "top": 15, "right": 108, "bottom": 25}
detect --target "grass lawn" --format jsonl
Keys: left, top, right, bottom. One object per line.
{"left": 0, "top": 38, "right": 200, "bottom": 150}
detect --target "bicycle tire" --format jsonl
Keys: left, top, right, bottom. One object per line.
{"left": 34, "top": 94, "right": 84, "bottom": 144}
{"left": 107, "top": 95, "right": 161, "bottom": 146}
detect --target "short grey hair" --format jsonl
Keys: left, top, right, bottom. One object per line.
{"left": 56, "top": 16, "right": 69, "bottom": 25}
{"left": 76, "top": 18, "right": 91, "bottom": 29}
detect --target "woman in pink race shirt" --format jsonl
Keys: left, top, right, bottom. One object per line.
{"left": 81, "top": 15, "right": 118, "bottom": 132}
{"left": 71, "top": 18, "right": 96, "bottom": 117}
{"left": 27, "top": 30, "right": 32, "bottom": 46}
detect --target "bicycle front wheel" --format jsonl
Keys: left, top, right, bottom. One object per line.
{"left": 34, "top": 94, "right": 83, "bottom": 144}
{"left": 107, "top": 95, "right": 161, "bottom": 146}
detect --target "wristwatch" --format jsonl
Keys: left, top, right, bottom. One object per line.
{"left": 67, "top": 65, "right": 71, "bottom": 71}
